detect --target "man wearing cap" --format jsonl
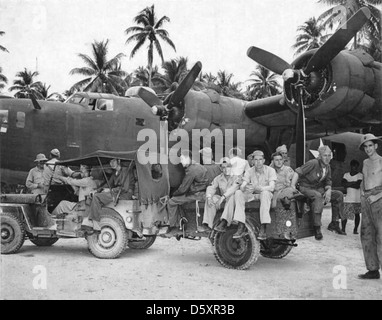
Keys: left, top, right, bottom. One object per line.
{"left": 199, "top": 147, "right": 221, "bottom": 185}
{"left": 358, "top": 133, "right": 382, "bottom": 280}
{"left": 291, "top": 145, "right": 345, "bottom": 240}
{"left": 230, "top": 150, "right": 277, "bottom": 239}
{"left": 43, "top": 148, "right": 74, "bottom": 191}
{"left": 270, "top": 144, "right": 291, "bottom": 168}
{"left": 26, "top": 153, "right": 48, "bottom": 194}
{"left": 199, "top": 157, "right": 240, "bottom": 233}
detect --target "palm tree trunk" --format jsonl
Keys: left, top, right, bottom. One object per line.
{"left": 148, "top": 42, "right": 153, "bottom": 88}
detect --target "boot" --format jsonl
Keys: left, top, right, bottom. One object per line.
{"left": 257, "top": 224, "right": 267, "bottom": 240}
{"left": 358, "top": 270, "right": 380, "bottom": 280}
{"left": 341, "top": 219, "right": 347, "bottom": 235}
{"left": 214, "top": 219, "right": 227, "bottom": 233}
{"left": 232, "top": 222, "right": 246, "bottom": 239}
{"left": 314, "top": 226, "right": 323, "bottom": 240}
{"left": 328, "top": 221, "right": 346, "bottom": 235}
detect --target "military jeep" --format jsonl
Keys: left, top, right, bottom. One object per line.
{"left": 1, "top": 149, "right": 315, "bottom": 269}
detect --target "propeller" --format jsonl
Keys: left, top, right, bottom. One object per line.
{"left": 137, "top": 61, "right": 202, "bottom": 130}
{"left": 247, "top": 8, "right": 371, "bottom": 165}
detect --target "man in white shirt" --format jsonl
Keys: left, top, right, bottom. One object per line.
{"left": 228, "top": 147, "right": 250, "bottom": 177}
{"left": 25, "top": 153, "right": 48, "bottom": 194}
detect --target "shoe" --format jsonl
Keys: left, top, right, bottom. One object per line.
{"left": 232, "top": 223, "right": 246, "bottom": 239}
{"left": 314, "top": 226, "right": 323, "bottom": 240}
{"left": 48, "top": 224, "right": 57, "bottom": 231}
{"left": 353, "top": 229, "right": 359, "bottom": 235}
{"left": 328, "top": 221, "right": 346, "bottom": 235}
{"left": 257, "top": 225, "right": 267, "bottom": 240}
{"left": 280, "top": 197, "right": 291, "bottom": 210}
{"left": 214, "top": 220, "right": 227, "bottom": 233}
{"left": 197, "top": 224, "right": 211, "bottom": 233}
{"left": 163, "top": 227, "right": 179, "bottom": 238}
{"left": 358, "top": 270, "right": 380, "bottom": 280}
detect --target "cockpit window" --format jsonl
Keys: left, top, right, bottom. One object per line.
{"left": 96, "top": 99, "right": 113, "bottom": 111}
{"left": 67, "top": 95, "right": 85, "bottom": 105}
{"left": 0, "top": 110, "right": 8, "bottom": 133}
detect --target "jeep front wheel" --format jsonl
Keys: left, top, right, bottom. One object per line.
{"left": 213, "top": 222, "right": 260, "bottom": 270}
{"left": 1, "top": 213, "right": 25, "bottom": 254}
{"left": 127, "top": 235, "right": 156, "bottom": 250}
{"left": 87, "top": 215, "right": 128, "bottom": 259}
{"left": 260, "top": 239, "right": 293, "bottom": 259}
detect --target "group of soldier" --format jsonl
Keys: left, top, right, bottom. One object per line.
{"left": 25, "top": 133, "right": 382, "bottom": 280}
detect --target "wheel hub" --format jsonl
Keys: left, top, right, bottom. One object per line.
{"left": 1, "top": 226, "right": 13, "bottom": 242}
{"left": 98, "top": 227, "right": 116, "bottom": 249}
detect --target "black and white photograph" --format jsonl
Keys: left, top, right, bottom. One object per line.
{"left": 0, "top": 0, "right": 381, "bottom": 302}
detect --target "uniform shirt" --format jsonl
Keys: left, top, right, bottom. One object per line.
{"left": 204, "top": 163, "right": 222, "bottom": 185}
{"left": 43, "top": 158, "right": 73, "bottom": 186}
{"left": 172, "top": 163, "right": 208, "bottom": 196}
{"left": 206, "top": 173, "right": 240, "bottom": 199}
{"left": 343, "top": 172, "right": 363, "bottom": 203}
{"left": 295, "top": 159, "right": 332, "bottom": 189}
{"left": 61, "top": 176, "right": 98, "bottom": 201}
{"left": 274, "top": 165, "right": 295, "bottom": 192}
{"left": 25, "top": 166, "right": 45, "bottom": 194}
{"left": 230, "top": 157, "right": 250, "bottom": 176}
{"left": 243, "top": 165, "right": 277, "bottom": 192}
{"left": 108, "top": 167, "right": 136, "bottom": 197}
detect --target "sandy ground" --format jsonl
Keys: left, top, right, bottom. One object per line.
{"left": 1, "top": 208, "right": 381, "bottom": 300}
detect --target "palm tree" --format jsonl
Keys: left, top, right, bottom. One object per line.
{"left": 318, "top": 0, "right": 381, "bottom": 50}
{"left": 133, "top": 65, "right": 164, "bottom": 90}
{"left": 8, "top": 68, "right": 43, "bottom": 99}
{"left": 0, "top": 67, "right": 7, "bottom": 91}
{"left": 292, "top": 17, "right": 331, "bottom": 56}
{"left": 125, "top": 4, "right": 176, "bottom": 88}
{"left": 246, "top": 65, "right": 282, "bottom": 100}
{"left": 0, "top": 31, "right": 9, "bottom": 53}
{"left": 69, "top": 39, "right": 126, "bottom": 95}
{"left": 159, "top": 56, "right": 188, "bottom": 91}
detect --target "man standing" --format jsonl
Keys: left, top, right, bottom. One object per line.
{"left": 358, "top": 133, "right": 382, "bottom": 280}
{"left": 232, "top": 150, "right": 277, "bottom": 239}
{"left": 166, "top": 150, "right": 208, "bottom": 236}
{"left": 43, "top": 148, "right": 73, "bottom": 190}
{"left": 26, "top": 153, "right": 48, "bottom": 194}
{"left": 200, "top": 158, "right": 240, "bottom": 233}
{"left": 291, "top": 145, "right": 346, "bottom": 240}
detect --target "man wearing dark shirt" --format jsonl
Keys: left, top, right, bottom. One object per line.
{"left": 83, "top": 158, "right": 135, "bottom": 231}
{"left": 291, "top": 145, "right": 345, "bottom": 240}
{"left": 166, "top": 150, "right": 208, "bottom": 235}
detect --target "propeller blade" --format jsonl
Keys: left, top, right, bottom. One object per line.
{"left": 167, "top": 61, "right": 202, "bottom": 109}
{"left": 247, "top": 46, "right": 291, "bottom": 75}
{"left": 304, "top": 7, "right": 371, "bottom": 74}
{"left": 295, "top": 90, "right": 306, "bottom": 168}
{"left": 137, "top": 87, "right": 163, "bottom": 107}
{"left": 29, "top": 93, "right": 41, "bottom": 110}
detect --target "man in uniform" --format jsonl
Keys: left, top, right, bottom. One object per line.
{"left": 26, "top": 153, "right": 48, "bottom": 194}
{"left": 200, "top": 157, "right": 240, "bottom": 233}
{"left": 358, "top": 134, "right": 382, "bottom": 280}
{"left": 231, "top": 150, "right": 277, "bottom": 239}
{"left": 291, "top": 145, "right": 345, "bottom": 240}
{"left": 199, "top": 147, "right": 221, "bottom": 185}
{"left": 43, "top": 148, "right": 73, "bottom": 191}
{"left": 166, "top": 150, "right": 208, "bottom": 236}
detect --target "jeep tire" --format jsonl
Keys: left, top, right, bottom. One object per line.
{"left": 127, "top": 235, "right": 156, "bottom": 250}
{"left": 1, "top": 213, "right": 25, "bottom": 254}
{"left": 260, "top": 239, "right": 293, "bottom": 259}
{"left": 87, "top": 215, "right": 128, "bottom": 259}
{"left": 213, "top": 221, "right": 260, "bottom": 270}
{"left": 29, "top": 237, "right": 59, "bottom": 247}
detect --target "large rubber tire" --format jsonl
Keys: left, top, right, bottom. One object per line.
{"left": 1, "top": 213, "right": 25, "bottom": 254}
{"left": 127, "top": 236, "right": 156, "bottom": 250}
{"left": 260, "top": 239, "right": 293, "bottom": 259}
{"left": 213, "top": 222, "right": 260, "bottom": 270}
{"left": 87, "top": 215, "right": 128, "bottom": 259}
{"left": 29, "top": 238, "right": 59, "bottom": 247}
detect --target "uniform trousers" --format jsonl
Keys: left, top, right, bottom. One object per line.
{"left": 203, "top": 194, "right": 235, "bottom": 228}
{"left": 167, "top": 192, "right": 205, "bottom": 227}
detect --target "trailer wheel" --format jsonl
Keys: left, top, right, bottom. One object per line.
{"left": 213, "top": 222, "right": 260, "bottom": 270}
{"left": 87, "top": 215, "right": 128, "bottom": 259}
{"left": 127, "top": 236, "right": 156, "bottom": 250}
{"left": 1, "top": 213, "right": 25, "bottom": 254}
{"left": 260, "top": 239, "right": 293, "bottom": 259}
{"left": 29, "top": 238, "right": 59, "bottom": 247}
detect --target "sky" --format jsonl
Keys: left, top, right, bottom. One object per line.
{"left": 0, "top": 0, "right": 370, "bottom": 94}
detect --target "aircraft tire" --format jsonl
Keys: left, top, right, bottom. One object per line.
{"left": 1, "top": 213, "right": 25, "bottom": 254}
{"left": 127, "top": 235, "right": 156, "bottom": 250}
{"left": 29, "top": 237, "right": 59, "bottom": 247}
{"left": 213, "top": 221, "right": 260, "bottom": 270}
{"left": 260, "top": 240, "right": 293, "bottom": 259}
{"left": 87, "top": 215, "right": 128, "bottom": 259}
